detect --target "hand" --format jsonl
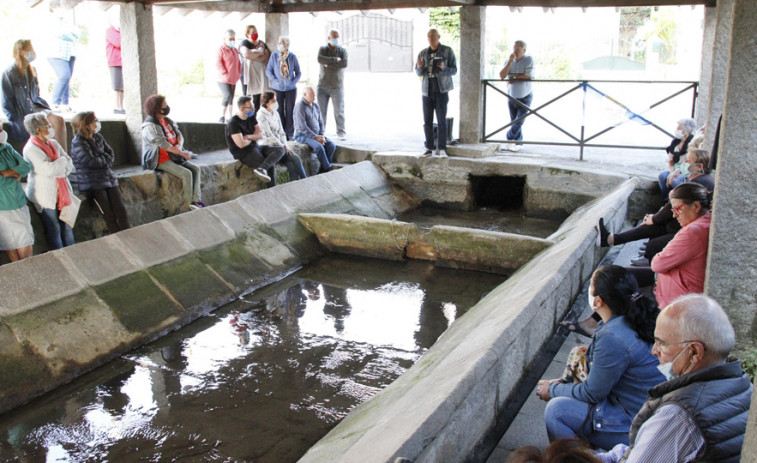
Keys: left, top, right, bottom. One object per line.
{"left": 642, "top": 214, "right": 654, "bottom": 226}
{"left": 437, "top": 61, "right": 445, "bottom": 70}
{"left": 509, "top": 53, "right": 516, "bottom": 62}
{"left": 0, "top": 169, "right": 20, "bottom": 179}
{"left": 670, "top": 169, "right": 680, "bottom": 182}
{"left": 315, "top": 135, "right": 326, "bottom": 144}
{"left": 417, "top": 58, "right": 424, "bottom": 68}
{"left": 180, "top": 151, "right": 191, "bottom": 160}
{"left": 536, "top": 379, "right": 562, "bottom": 402}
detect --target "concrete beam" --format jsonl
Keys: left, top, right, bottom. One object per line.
{"left": 705, "top": 0, "right": 757, "bottom": 350}
{"left": 459, "top": 6, "right": 485, "bottom": 144}
{"left": 265, "top": 12, "right": 289, "bottom": 50}
{"left": 120, "top": 2, "right": 158, "bottom": 164}
{"left": 702, "top": 0, "right": 735, "bottom": 151}
{"left": 696, "top": 6, "right": 717, "bottom": 128}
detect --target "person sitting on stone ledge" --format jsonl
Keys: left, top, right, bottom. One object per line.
{"left": 71, "top": 111, "right": 130, "bottom": 234}
{"left": 658, "top": 118, "right": 695, "bottom": 200}
{"left": 625, "top": 182, "right": 711, "bottom": 311}
{"left": 141, "top": 94, "right": 206, "bottom": 211}
{"left": 257, "top": 91, "right": 307, "bottom": 182}
{"left": 537, "top": 265, "right": 664, "bottom": 451}
{"left": 293, "top": 86, "right": 335, "bottom": 174}
{"left": 0, "top": 125, "right": 34, "bottom": 262}
{"left": 225, "top": 95, "right": 283, "bottom": 187}
{"left": 596, "top": 294, "right": 752, "bottom": 463}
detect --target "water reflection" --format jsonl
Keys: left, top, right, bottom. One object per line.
{"left": 0, "top": 255, "right": 505, "bottom": 462}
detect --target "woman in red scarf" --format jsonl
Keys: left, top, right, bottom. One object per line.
{"left": 22, "top": 111, "right": 75, "bottom": 250}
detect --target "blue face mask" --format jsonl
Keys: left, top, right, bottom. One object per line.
{"left": 657, "top": 343, "right": 690, "bottom": 381}
{"left": 245, "top": 109, "right": 255, "bottom": 118}
{"left": 329, "top": 38, "right": 339, "bottom": 47}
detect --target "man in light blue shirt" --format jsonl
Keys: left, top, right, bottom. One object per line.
{"left": 499, "top": 40, "right": 534, "bottom": 151}
{"left": 294, "top": 86, "right": 335, "bottom": 174}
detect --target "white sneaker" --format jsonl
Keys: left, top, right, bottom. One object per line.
{"left": 253, "top": 168, "right": 271, "bottom": 183}
{"left": 438, "top": 149, "right": 447, "bottom": 157}
{"left": 502, "top": 144, "right": 512, "bottom": 151}
{"left": 338, "top": 133, "right": 347, "bottom": 140}
{"left": 511, "top": 144, "right": 523, "bottom": 152}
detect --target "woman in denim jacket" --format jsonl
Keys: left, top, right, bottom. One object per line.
{"left": 537, "top": 265, "right": 665, "bottom": 450}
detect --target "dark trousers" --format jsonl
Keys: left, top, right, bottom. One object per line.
{"left": 239, "top": 144, "right": 284, "bottom": 186}
{"left": 626, "top": 267, "right": 656, "bottom": 289}
{"left": 507, "top": 93, "right": 533, "bottom": 142}
{"left": 275, "top": 89, "right": 297, "bottom": 140}
{"left": 613, "top": 221, "right": 680, "bottom": 260}
{"left": 279, "top": 152, "right": 307, "bottom": 180}
{"left": 423, "top": 90, "right": 449, "bottom": 150}
{"left": 252, "top": 93, "right": 261, "bottom": 111}
{"left": 89, "top": 187, "right": 130, "bottom": 234}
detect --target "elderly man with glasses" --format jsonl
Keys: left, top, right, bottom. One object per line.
{"left": 598, "top": 294, "right": 752, "bottom": 463}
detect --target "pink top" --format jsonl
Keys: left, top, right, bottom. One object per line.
{"left": 652, "top": 212, "right": 711, "bottom": 309}
{"left": 105, "top": 26, "right": 121, "bottom": 67}
{"left": 216, "top": 44, "right": 242, "bottom": 85}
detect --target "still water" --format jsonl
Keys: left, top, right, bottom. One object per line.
{"left": 0, "top": 255, "right": 506, "bottom": 462}
{"left": 397, "top": 207, "right": 561, "bottom": 238}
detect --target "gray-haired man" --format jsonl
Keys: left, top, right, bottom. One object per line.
{"left": 317, "top": 28, "right": 348, "bottom": 140}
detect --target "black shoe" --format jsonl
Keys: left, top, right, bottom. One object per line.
{"left": 421, "top": 149, "right": 432, "bottom": 157}
{"left": 598, "top": 218, "right": 610, "bottom": 248}
{"left": 218, "top": 116, "right": 225, "bottom": 123}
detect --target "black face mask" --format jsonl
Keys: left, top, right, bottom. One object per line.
{"left": 160, "top": 106, "right": 170, "bottom": 116}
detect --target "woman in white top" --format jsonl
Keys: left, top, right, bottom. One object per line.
{"left": 256, "top": 91, "right": 307, "bottom": 181}
{"left": 23, "top": 111, "right": 75, "bottom": 250}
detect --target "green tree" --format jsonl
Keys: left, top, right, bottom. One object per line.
{"left": 429, "top": 7, "right": 460, "bottom": 43}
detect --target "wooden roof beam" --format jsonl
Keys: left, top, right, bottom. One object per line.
{"left": 272, "top": 0, "right": 460, "bottom": 14}
{"left": 149, "top": 0, "right": 268, "bottom": 13}
{"left": 481, "top": 0, "right": 712, "bottom": 7}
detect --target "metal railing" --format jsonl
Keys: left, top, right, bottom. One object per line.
{"left": 482, "top": 79, "right": 699, "bottom": 160}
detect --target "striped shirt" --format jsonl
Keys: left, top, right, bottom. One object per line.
{"left": 597, "top": 404, "right": 705, "bottom": 463}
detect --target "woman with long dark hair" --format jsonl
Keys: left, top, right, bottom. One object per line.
{"left": 536, "top": 265, "right": 665, "bottom": 450}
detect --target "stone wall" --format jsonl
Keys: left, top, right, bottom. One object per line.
{"left": 298, "top": 178, "right": 638, "bottom": 463}
{"left": 0, "top": 162, "right": 416, "bottom": 414}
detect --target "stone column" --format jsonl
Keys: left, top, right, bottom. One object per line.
{"left": 459, "top": 6, "right": 485, "bottom": 144}
{"left": 121, "top": 2, "right": 158, "bottom": 164}
{"left": 702, "top": 0, "right": 735, "bottom": 151}
{"left": 705, "top": 0, "right": 757, "bottom": 350}
{"left": 265, "top": 13, "right": 289, "bottom": 51}
{"left": 695, "top": 6, "right": 717, "bottom": 128}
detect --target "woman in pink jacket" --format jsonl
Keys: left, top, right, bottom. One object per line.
{"left": 628, "top": 182, "right": 712, "bottom": 309}
{"left": 216, "top": 29, "right": 242, "bottom": 123}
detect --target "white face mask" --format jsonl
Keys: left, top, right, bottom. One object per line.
{"left": 46, "top": 126, "right": 56, "bottom": 138}
{"left": 0, "top": 130, "right": 7, "bottom": 145}
{"left": 95, "top": 121, "right": 102, "bottom": 133}
{"left": 270, "top": 102, "right": 279, "bottom": 112}
{"left": 674, "top": 129, "right": 685, "bottom": 139}
{"left": 277, "top": 44, "right": 286, "bottom": 53}
{"left": 587, "top": 290, "right": 597, "bottom": 311}
{"left": 657, "top": 343, "right": 690, "bottom": 381}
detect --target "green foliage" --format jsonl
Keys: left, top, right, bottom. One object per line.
{"left": 536, "top": 46, "right": 576, "bottom": 80}
{"left": 429, "top": 7, "right": 460, "bottom": 43}
{"left": 640, "top": 7, "right": 678, "bottom": 64}
{"left": 488, "top": 28, "right": 510, "bottom": 68}
{"left": 737, "top": 348, "right": 757, "bottom": 383}
{"left": 178, "top": 60, "right": 205, "bottom": 86}
{"left": 619, "top": 7, "right": 652, "bottom": 28}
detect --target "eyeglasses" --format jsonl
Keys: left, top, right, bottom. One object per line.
{"left": 653, "top": 338, "right": 705, "bottom": 351}
{"left": 671, "top": 203, "right": 688, "bottom": 215}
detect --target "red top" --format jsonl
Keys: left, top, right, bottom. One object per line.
{"left": 216, "top": 44, "right": 242, "bottom": 84}
{"left": 157, "top": 118, "right": 179, "bottom": 165}
{"left": 652, "top": 213, "right": 711, "bottom": 309}
{"left": 105, "top": 26, "right": 122, "bottom": 67}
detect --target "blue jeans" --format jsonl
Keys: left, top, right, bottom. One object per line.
{"left": 658, "top": 169, "right": 684, "bottom": 199}
{"left": 39, "top": 207, "right": 75, "bottom": 250}
{"left": 422, "top": 91, "right": 449, "bottom": 150}
{"left": 507, "top": 93, "right": 533, "bottom": 142}
{"left": 280, "top": 151, "right": 307, "bottom": 181}
{"left": 48, "top": 57, "right": 76, "bottom": 106}
{"left": 545, "top": 396, "right": 629, "bottom": 451}
{"left": 294, "top": 133, "right": 335, "bottom": 173}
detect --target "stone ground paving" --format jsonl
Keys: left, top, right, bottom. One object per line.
{"left": 485, "top": 237, "right": 649, "bottom": 463}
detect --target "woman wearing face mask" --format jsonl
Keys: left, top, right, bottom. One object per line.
{"left": 265, "top": 36, "right": 301, "bottom": 140}
{"left": 537, "top": 265, "right": 665, "bottom": 451}
{"left": 22, "top": 112, "right": 75, "bottom": 250}
{"left": 141, "top": 94, "right": 206, "bottom": 211}
{"left": 70, "top": 111, "right": 130, "bottom": 234}
{"left": 217, "top": 29, "right": 242, "bottom": 123}
{"left": 658, "top": 118, "right": 696, "bottom": 199}
{"left": 0, "top": 126, "right": 34, "bottom": 262}
{"left": 239, "top": 25, "right": 270, "bottom": 110}
{"left": 2, "top": 39, "right": 67, "bottom": 149}
{"left": 257, "top": 91, "right": 307, "bottom": 181}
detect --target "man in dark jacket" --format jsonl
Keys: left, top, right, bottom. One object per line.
{"left": 598, "top": 294, "right": 752, "bottom": 463}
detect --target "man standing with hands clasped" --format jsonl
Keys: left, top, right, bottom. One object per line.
{"left": 499, "top": 40, "right": 534, "bottom": 151}
{"left": 415, "top": 28, "right": 457, "bottom": 158}
{"left": 317, "top": 29, "right": 348, "bottom": 140}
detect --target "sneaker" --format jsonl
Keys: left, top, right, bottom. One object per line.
{"left": 253, "top": 168, "right": 271, "bottom": 183}
{"left": 218, "top": 116, "right": 225, "bottom": 123}
{"left": 421, "top": 149, "right": 432, "bottom": 157}
{"left": 338, "top": 133, "right": 347, "bottom": 140}
{"left": 195, "top": 200, "right": 207, "bottom": 207}
{"left": 189, "top": 203, "right": 201, "bottom": 211}
{"left": 114, "top": 109, "right": 126, "bottom": 115}
{"left": 502, "top": 144, "right": 512, "bottom": 151}
{"left": 630, "top": 256, "right": 649, "bottom": 267}
{"left": 438, "top": 149, "right": 448, "bottom": 157}
{"left": 510, "top": 144, "right": 523, "bottom": 152}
